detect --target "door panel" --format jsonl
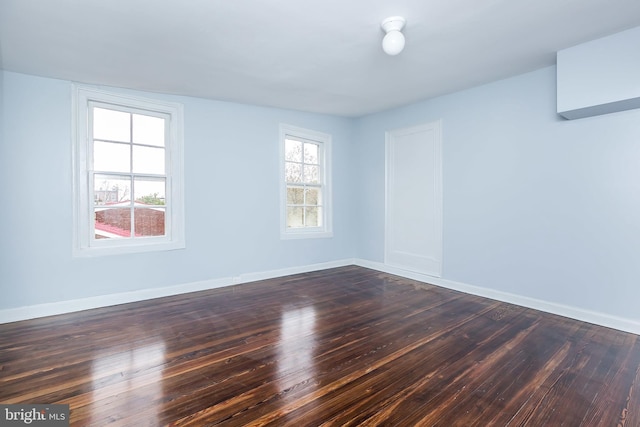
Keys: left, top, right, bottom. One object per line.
{"left": 385, "top": 121, "right": 443, "bottom": 277}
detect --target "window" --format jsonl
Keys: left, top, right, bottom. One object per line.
{"left": 72, "top": 86, "right": 184, "bottom": 256}
{"left": 280, "top": 124, "right": 332, "bottom": 239}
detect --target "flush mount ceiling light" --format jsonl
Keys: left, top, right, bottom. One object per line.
{"left": 381, "top": 16, "right": 406, "bottom": 56}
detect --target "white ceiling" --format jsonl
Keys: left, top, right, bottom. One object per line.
{"left": 2, "top": 0, "right": 640, "bottom": 117}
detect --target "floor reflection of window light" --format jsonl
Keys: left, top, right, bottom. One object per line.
{"left": 278, "top": 306, "right": 317, "bottom": 398}
{"left": 90, "top": 342, "right": 166, "bottom": 425}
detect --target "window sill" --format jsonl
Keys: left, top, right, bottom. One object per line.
{"left": 72, "top": 240, "right": 185, "bottom": 257}
{"left": 280, "top": 230, "right": 333, "bottom": 240}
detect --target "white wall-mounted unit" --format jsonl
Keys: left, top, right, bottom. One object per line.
{"left": 557, "top": 26, "right": 640, "bottom": 120}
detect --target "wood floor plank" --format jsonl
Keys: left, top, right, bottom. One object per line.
{"left": 1, "top": 266, "right": 639, "bottom": 426}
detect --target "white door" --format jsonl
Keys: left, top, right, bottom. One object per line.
{"left": 385, "top": 120, "right": 443, "bottom": 277}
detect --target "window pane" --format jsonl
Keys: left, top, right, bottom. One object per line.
{"left": 287, "top": 207, "right": 304, "bottom": 228}
{"left": 285, "top": 139, "right": 302, "bottom": 162}
{"left": 305, "top": 188, "right": 320, "bottom": 206}
{"left": 287, "top": 186, "right": 304, "bottom": 205}
{"left": 305, "top": 207, "right": 321, "bottom": 227}
{"left": 133, "top": 146, "right": 165, "bottom": 174}
{"left": 304, "top": 143, "right": 319, "bottom": 164}
{"left": 94, "top": 141, "right": 130, "bottom": 173}
{"left": 285, "top": 162, "right": 302, "bottom": 183}
{"left": 93, "top": 108, "right": 130, "bottom": 142}
{"left": 135, "top": 207, "right": 165, "bottom": 237}
{"left": 303, "top": 165, "right": 319, "bottom": 184}
{"left": 134, "top": 177, "right": 166, "bottom": 206}
{"left": 94, "top": 208, "right": 131, "bottom": 239}
{"left": 94, "top": 175, "right": 131, "bottom": 206}
{"left": 133, "top": 114, "right": 165, "bottom": 147}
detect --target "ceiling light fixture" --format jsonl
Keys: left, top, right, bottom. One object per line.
{"left": 381, "top": 16, "right": 406, "bottom": 56}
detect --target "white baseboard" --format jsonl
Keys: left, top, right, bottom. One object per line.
{"left": 0, "top": 259, "right": 356, "bottom": 324}
{"left": 4, "top": 258, "right": 639, "bottom": 336}
{"left": 236, "top": 259, "right": 355, "bottom": 284}
{"left": 0, "top": 276, "right": 234, "bottom": 324}
{"left": 354, "top": 258, "right": 640, "bottom": 336}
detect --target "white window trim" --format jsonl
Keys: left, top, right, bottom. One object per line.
{"left": 279, "top": 123, "right": 333, "bottom": 240}
{"left": 72, "top": 84, "right": 185, "bottom": 257}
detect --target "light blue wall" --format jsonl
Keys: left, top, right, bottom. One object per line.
{"left": 354, "top": 66, "right": 640, "bottom": 320}
{"left": 0, "top": 71, "right": 356, "bottom": 309}
{"left": 4, "top": 65, "right": 640, "bottom": 322}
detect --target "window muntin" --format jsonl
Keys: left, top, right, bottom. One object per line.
{"left": 280, "top": 124, "right": 332, "bottom": 239}
{"left": 73, "top": 86, "right": 184, "bottom": 256}
{"left": 90, "top": 105, "right": 168, "bottom": 241}
{"left": 285, "top": 138, "right": 323, "bottom": 229}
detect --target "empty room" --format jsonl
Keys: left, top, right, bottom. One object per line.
{"left": 2, "top": 1, "right": 640, "bottom": 425}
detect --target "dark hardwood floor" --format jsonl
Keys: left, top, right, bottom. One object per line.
{"left": 1, "top": 266, "right": 639, "bottom": 426}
